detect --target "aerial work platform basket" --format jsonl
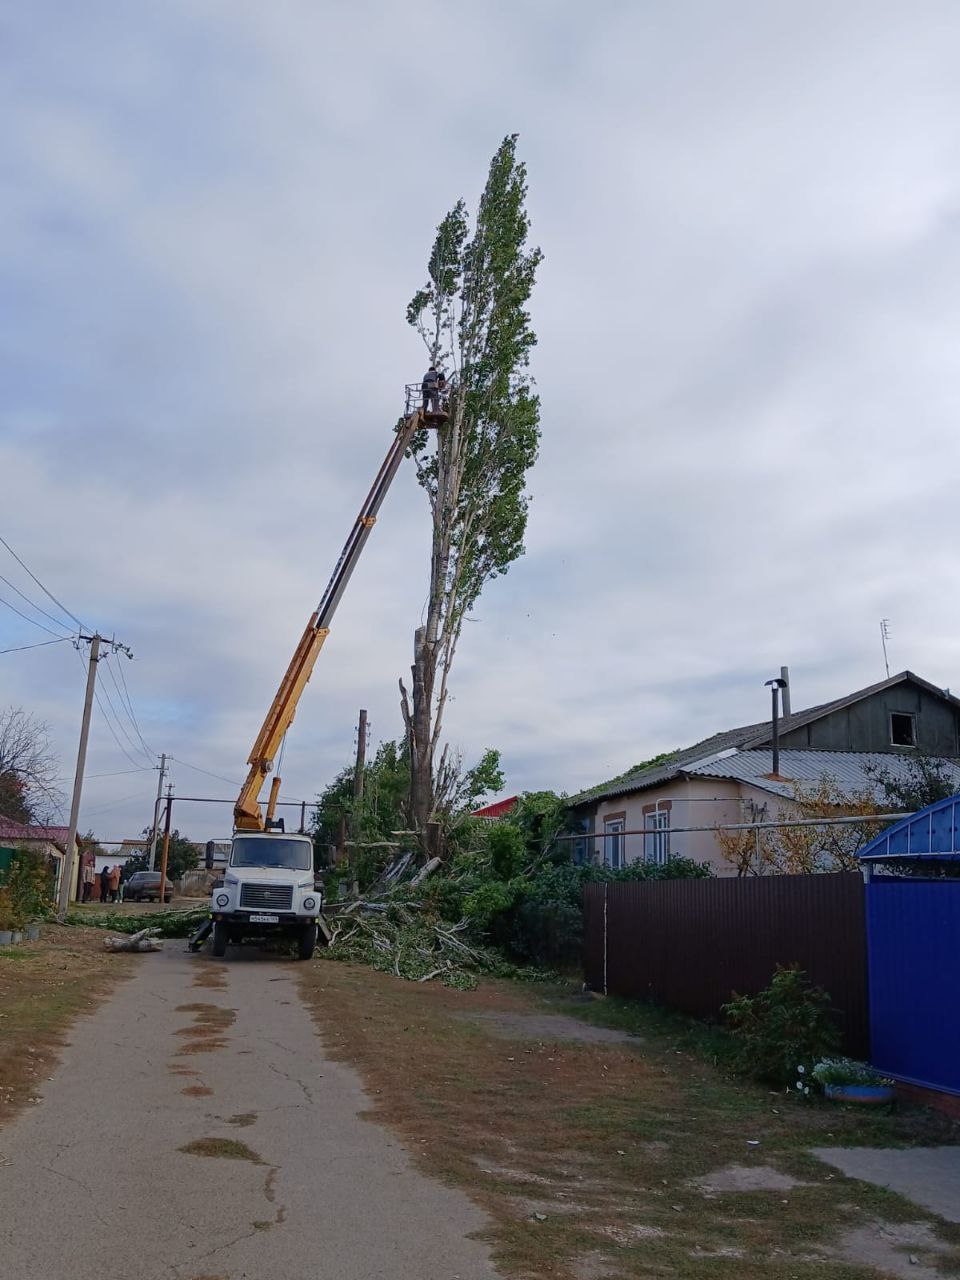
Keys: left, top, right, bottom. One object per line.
{"left": 405, "top": 380, "right": 449, "bottom": 423}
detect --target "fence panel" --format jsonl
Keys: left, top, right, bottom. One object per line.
{"left": 866, "top": 878, "right": 960, "bottom": 1094}
{"left": 583, "top": 872, "right": 868, "bottom": 1056}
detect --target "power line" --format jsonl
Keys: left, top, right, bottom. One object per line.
{"left": 0, "top": 534, "right": 87, "bottom": 631}
{"left": 0, "top": 592, "right": 69, "bottom": 637}
{"left": 96, "top": 671, "right": 150, "bottom": 764}
{"left": 168, "top": 756, "right": 241, "bottom": 787}
{"left": 0, "top": 572, "right": 73, "bottom": 634}
{"left": 71, "top": 646, "right": 144, "bottom": 772}
{"left": 87, "top": 767, "right": 154, "bottom": 779}
{"left": 0, "top": 635, "right": 73, "bottom": 656}
{"left": 108, "top": 651, "right": 154, "bottom": 760}
{"left": 102, "top": 652, "right": 153, "bottom": 763}
{"left": 0, "top": 529, "right": 87, "bottom": 629}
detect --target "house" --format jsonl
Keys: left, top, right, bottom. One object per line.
{"left": 0, "top": 816, "right": 80, "bottom": 902}
{"left": 568, "top": 671, "right": 960, "bottom": 876}
{"left": 472, "top": 796, "right": 519, "bottom": 820}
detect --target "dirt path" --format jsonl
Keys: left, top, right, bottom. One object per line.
{"left": 0, "top": 945, "right": 497, "bottom": 1280}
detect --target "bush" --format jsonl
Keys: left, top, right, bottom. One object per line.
{"left": 811, "top": 1057, "right": 893, "bottom": 1088}
{"left": 7, "top": 849, "right": 53, "bottom": 924}
{"left": 723, "top": 965, "right": 841, "bottom": 1087}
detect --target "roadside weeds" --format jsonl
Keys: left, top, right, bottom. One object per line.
{"left": 299, "top": 963, "right": 960, "bottom": 1279}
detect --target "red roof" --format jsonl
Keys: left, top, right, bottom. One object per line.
{"left": 472, "top": 796, "right": 519, "bottom": 820}
{"left": 0, "top": 815, "right": 72, "bottom": 846}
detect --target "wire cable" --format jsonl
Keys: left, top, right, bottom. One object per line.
{"left": 72, "top": 646, "right": 145, "bottom": 771}
{"left": 0, "top": 572, "right": 73, "bottom": 634}
{"left": 0, "top": 534, "right": 87, "bottom": 631}
{"left": 97, "top": 677, "right": 150, "bottom": 766}
{"left": 87, "top": 767, "right": 153, "bottom": 779}
{"left": 168, "top": 756, "right": 241, "bottom": 787}
{"left": 102, "top": 652, "right": 153, "bottom": 763}
{"left": 109, "top": 651, "right": 154, "bottom": 759}
{"left": 0, "top": 592, "right": 70, "bottom": 637}
{"left": 0, "top": 635, "right": 73, "bottom": 656}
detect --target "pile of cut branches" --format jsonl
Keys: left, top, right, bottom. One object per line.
{"left": 65, "top": 906, "right": 207, "bottom": 938}
{"left": 324, "top": 897, "right": 505, "bottom": 989}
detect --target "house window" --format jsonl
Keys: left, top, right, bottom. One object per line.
{"left": 890, "top": 712, "right": 916, "bottom": 747}
{"left": 603, "top": 817, "right": 624, "bottom": 869}
{"left": 643, "top": 801, "right": 670, "bottom": 865}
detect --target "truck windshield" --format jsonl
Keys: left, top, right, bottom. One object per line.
{"left": 230, "top": 837, "right": 312, "bottom": 871}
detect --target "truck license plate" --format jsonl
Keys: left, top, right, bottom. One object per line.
{"left": 249, "top": 913, "right": 279, "bottom": 924}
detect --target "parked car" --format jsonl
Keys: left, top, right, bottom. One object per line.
{"left": 124, "top": 871, "right": 175, "bottom": 903}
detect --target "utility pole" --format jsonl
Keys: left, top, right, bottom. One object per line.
{"left": 57, "top": 632, "right": 134, "bottom": 915}
{"left": 880, "top": 619, "right": 891, "bottom": 679}
{"left": 58, "top": 635, "right": 100, "bottom": 916}
{"left": 148, "top": 753, "right": 168, "bottom": 870}
{"left": 350, "top": 709, "right": 368, "bottom": 895}
{"left": 157, "top": 785, "right": 173, "bottom": 899}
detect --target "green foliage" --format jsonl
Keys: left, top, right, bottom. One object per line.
{"left": 723, "top": 965, "right": 841, "bottom": 1087}
{"left": 574, "top": 751, "right": 679, "bottom": 803}
{"left": 865, "top": 751, "right": 958, "bottom": 812}
{"left": 123, "top": 828, "right": 199, "bottom": 883}
{"left": 610, "top": 856, "right": 711, "bottom": 882}
{"left": 487, "top": 822, "right": 525, "bottom": 880}
{"left": 7, "top": 849, "right": 53, "bottom": 924}
{"left": 67, "top": 906, "right": 206, "bottom": 937}
{"left": 811, "top": 1057, "right": 892, "bottom": 1087}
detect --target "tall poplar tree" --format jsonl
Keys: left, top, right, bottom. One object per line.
{"left": 400, "top": 135, "right": 542, "bottom": 837}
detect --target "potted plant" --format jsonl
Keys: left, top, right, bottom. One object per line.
{"left": 812, "top": 1057, "right": 895, "bottom": 1104}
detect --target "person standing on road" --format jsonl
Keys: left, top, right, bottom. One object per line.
{"left": 108, "top": 864, "right": 121, "bottom": 903}
{"left": 99, "top": 865, "right": 111, "bottom": 904}
{"left": 81, "top": 862, "right": 95, "bottom": 903}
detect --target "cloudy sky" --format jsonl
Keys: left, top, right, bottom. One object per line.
{"left": 3, "top": 1, "right": 960, "bottom": 843}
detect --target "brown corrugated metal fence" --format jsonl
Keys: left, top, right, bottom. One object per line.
{"left": 582, "top": 872, "right": 868, "bottom": 1056}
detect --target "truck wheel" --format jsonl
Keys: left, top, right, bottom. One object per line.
{"left": 297, "top": 923, "right": 318, "bottom": 961}
{"left": 211, "top": 921, "right": 229, "bottom": 958}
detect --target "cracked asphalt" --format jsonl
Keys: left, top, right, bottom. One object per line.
{"left": 0, "top": 946, "right": 497, "bottom": 1280}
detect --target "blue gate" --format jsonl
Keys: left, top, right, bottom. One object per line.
{"left": 860, "top": 795, "right": 960, "bottom": 1096}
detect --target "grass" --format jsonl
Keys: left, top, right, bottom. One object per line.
{"left": 298, "top": 963, "right": 960, "bottom": 1280}
{"left": 0, "top": 924, "right": 137, "bottom": 1127}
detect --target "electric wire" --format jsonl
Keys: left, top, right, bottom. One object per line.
{"left": 0, "top": 534, "right": 87, "bottom": 631}
{"left": 112, "top": 652, "right": 154, "bottom": 759}
{"left": 0, "top": 572, "right": 74, "bottom": 635}
{"left": 102, "top": 652, "right": 153, "bottom": 763}
{"left": 0, "top": 636, "right": 73, "bottom": 656}
{"left": 96, "top": 671, "right": 150, "bottom": 764}
{"left": 0, "top": 592, "right": 70, "bottom": 637}
{"left": 72, "top": 646, "right": 145, "bottom": 771}
{"left": 87, "top": 767, "right": 153, "bottom": 779}
{"left": 168, "top": 756, "right": 241, "bottom": 787}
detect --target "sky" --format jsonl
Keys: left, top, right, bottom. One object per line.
{"left": 3, "top": 1, "right": 960, "bottom": 844}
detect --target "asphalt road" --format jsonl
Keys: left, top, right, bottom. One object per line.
{"left": 0, "top": 946, "right": 497, "bottom": 1280}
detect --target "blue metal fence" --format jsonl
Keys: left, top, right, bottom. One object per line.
{"left": 865, "top": 877, "right": 960, "bottom": 1094}
{"left": 859, "top": 794, "right": 960, "bottom": 1096}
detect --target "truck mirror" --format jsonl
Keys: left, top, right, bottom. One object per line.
{"left": 205, "top": 840, "right": 216, "bottom": 870}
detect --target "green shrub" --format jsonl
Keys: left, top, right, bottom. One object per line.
{"left": 723, "top": 965, "right": 841, "bottom": 1087}
{"left": 811, "top": 1057, "right": 893, "bottom": 1088}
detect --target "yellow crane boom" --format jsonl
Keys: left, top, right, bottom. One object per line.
{"left": 234, "top": 408, "right": 430, "bottom": 831}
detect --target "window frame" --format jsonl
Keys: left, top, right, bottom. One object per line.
{"left": 889, "top": 711, "right": 917, "bottom": 748}
{"left": 642, "top": 799, "right": 672, "bottom": 866}
{"left": 602, "top": 812, "right": 626, "bottom": 870}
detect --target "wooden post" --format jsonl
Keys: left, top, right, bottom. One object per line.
{"left": 157, "top": 787, "right": 173, "bottom": 903}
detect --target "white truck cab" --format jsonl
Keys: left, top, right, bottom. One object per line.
{"left": 209, "top": 831, "right": 322, "bottom": 960}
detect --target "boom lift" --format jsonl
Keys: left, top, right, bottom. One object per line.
{"left": 190, "top": 393, "right": 444, "bottom": 959}
{"left": 235, "top": 398, "right": 441, "bottom": 832}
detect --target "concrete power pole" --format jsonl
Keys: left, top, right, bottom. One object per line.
{"left": 148, "top": 753, "right": 168, "bottom": 870}
{"left": 350, "top": 709, "right": 368, "bottom": 895}
{"left": 58, "top": 634, "right": 101, "bottom": 916}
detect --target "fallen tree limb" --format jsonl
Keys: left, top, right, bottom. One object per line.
{"left": 104, "top": 926, "right": 163, "bottom": 953}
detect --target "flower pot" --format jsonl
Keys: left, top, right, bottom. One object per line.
{"left": 10, "top": 931, "right": 22, "bottom": 945}
{"left": 25, "top": 924, "right": 41, "bottom": 942}
{"left": 824, "top": 1083, "right": 895, "bottom": 1105}
{"left": 0, "top": 930, "right": 12, "bottom": 945}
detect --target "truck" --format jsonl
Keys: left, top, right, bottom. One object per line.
{"left": 209, "top": 830, "right": 322, "bottom": 960}
{"left": 191, "top": 388, "right": 445, "bottom": 959}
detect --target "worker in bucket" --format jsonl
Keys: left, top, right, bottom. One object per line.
{"left": 422, "top": 365, "right": 440, "bottom": 414}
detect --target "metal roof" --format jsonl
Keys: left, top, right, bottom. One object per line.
{"left": 569, "top": 671, "right": 958, "bottom": 806}
{"left": 858, "top": 793, "right": 960, "bottom": 861}
{"left": 689, "top": 750, "right": 960, "bottom": 801}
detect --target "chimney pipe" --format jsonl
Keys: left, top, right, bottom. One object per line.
{"left": 780, "top": 665, "right": 791, "bottom": 717}
{"left": 765, "top": 677, "right": 787, "bottom": 777}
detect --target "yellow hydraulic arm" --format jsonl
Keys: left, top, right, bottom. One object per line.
{"left": 234, "top": 409, "right": 427, "bottom": 831}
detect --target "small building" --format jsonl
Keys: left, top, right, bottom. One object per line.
{"left": 472, "top": 796, "right": 519, "bottom": 821}
{"left": 0, "top": 815, "right": 79, "bottom": 903}
{"left": 569, "top": 671, "right": 960, "bottom": 875}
